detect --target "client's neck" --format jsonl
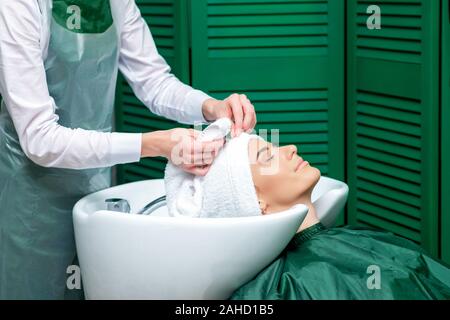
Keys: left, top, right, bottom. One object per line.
{"left": 296, "top": 200, "right": 320, "bottom": 233}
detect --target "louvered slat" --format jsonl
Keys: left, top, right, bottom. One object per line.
{"left": 136, "top": 0, "right": 176, "bottom": 58}
{"left": 207, "top": 0, "right": 329, "bottom": 58}
{"left": 192, "top": 0, "right": 344, "bottom": 197}
{"left": 353, "top": 89, "right": 424, "bottom": 245}
{"left": 210, "top": 88, "right": 330, "bottom": 174}
{"left": 347, "top": 0, "right": 440, "bottom": 255}
{"left": 442, "top": 0, "right": 450, "bottom": 264}
{"left": 355, "top": 0, "right": 423, "bottom": 63}
{"left": 116, "top": 0, "right": 189, "bottom": 181}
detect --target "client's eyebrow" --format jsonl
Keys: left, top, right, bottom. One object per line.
{"left": 257, "top": 146, "right": 269, "bottom": 160}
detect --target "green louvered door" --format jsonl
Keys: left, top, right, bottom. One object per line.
{"left": 191, "top": 0, "right": 345, "bottom": 223}
{"left": 115, "top": 0, "right": 190, "bottom": 183}
{"left": 442, "top": 0, "right": 450, "bottom": 264}
{"left": 347, "top": 0, "right": 440, "bottom": 256}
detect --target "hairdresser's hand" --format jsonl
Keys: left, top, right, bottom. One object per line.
{"left": 141, "top": 129, "right": 224, "bottom": 176}
{"left": 202, "top": 94, "right": 257, "bottom": 137}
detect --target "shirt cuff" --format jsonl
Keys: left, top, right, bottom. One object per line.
{"left": 184, "top": 89, "right": 214, "bottom": 124}
{"left": 110, "top": 132, "right": 142, "bottom": 165}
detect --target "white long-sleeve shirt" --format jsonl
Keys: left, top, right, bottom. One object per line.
{"left": 0, "top": 0, "right": 212, "bottom": 169}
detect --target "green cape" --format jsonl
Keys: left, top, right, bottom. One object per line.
{"left": 231, "top": 223, "right": 450, "bottom": 300}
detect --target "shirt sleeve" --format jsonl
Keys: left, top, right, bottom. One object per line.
{"left": 118, "top": 0, "right": 213, "bottom": 125}
{"left": 0, "top": 0, "right": 142, "bottom": 169}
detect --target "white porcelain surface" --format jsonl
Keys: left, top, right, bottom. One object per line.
{"left": 73, "top": 176, "right": 348, "bottom": 300}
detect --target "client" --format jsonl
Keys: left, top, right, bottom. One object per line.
{"left": 164, "top": 133, "right": 450, "bottom": 300}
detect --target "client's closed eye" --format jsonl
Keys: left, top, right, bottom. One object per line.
{"left": 266, "top": 153, "right": 274, "bottom": 162}
{"left": 256, "top": 145, "right": 275, "bottom": 163}
{"left": 263, "top": 146, "right": 275, "bottom": 163}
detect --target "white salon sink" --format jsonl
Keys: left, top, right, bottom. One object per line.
{"left": 73, "top": 176, "right": 348, "bottom": 299}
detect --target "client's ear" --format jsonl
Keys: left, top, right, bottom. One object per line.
{"left": 255, "top": 186, "right": 268, "bottom": 214}
{"left": 258, "top": 199, "right": 268, "bottom": 214}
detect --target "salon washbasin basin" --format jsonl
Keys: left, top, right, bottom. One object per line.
{"left": 73, "top": 176, "right": 348, "bottom": 299}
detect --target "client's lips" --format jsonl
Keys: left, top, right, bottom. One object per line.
{"left": 295, "top": 158, "right": 309, "bottom": 172}
{"left": 295, "top": 158, "right": 303, "bottom": 171}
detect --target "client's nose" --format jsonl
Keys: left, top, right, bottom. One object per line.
{"left": 281, "top": 145, "right": 297, "bottom": 160}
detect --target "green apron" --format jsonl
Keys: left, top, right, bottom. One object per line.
{"left": 230, "top": 223, "right": 450, "bottom": 300}
{"left": 0, "top": 0, "right": 118, "bottom": 299}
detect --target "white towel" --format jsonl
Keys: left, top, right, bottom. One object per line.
{"left": 164, "top": 118, "right": 232, "bottom": 218}
{"left": 164, "top": 128, "right": 262, "bottom": 218}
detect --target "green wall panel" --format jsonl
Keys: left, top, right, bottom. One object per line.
{"left": 442, "top": 0, "right": 450, "bottom": 264}
{"left": 112, "top": 0, "right": 445, "bottom": 246}
{"left": 347, "top": 0, "right": 440, "bottom": 256}
{"left": 115, "top": 0, "right": 191, "bottom": 183}
{"left": 191, "top": 0, "right": 346, "bottom": 224}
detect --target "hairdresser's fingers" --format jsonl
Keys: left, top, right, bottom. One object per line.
{"left": 240, "top": 95, "right": 256, "bottom": 132}
{"left": 228, "top": 94, "right": 244, "bottom": 137}
{"left": 186, "top": 145, "right": 203, "bottom": 166}
{"left": 202, "top": 153, "right": 215, "bottom": 165}
{"left": 171, "top": 128, "right": 200, "bottom": 150}
{"left": 170, "top": 129, "right": 218, "bottom": 167}
{"left": 192, "top": 151, "right": 204, "bottom": 166}
{"left": 205, "top": 141, "right": 224, "bottom": 165}
{"left": 201, "top": 138, "right": 224, "bottom": 154}
{"left": 183, "top": 164, "right": 211, "bottom": 176}
{"left": 179, "top": 138, "right": 193, "bottom": 165}
{"left": 193, "top": 141, "right": 217, "bottom": 165}
{"left": 181, "top": 134, "right": 206, "bottom": 165}
{"left": 194, "top": 165, "right": 211, "bottom": 176}
{"left": 182, "top": 164, "right": 197, "bottom": 175}
{"left": 247, "top": 105, "right": 257, "bottom": 133}
{"left": 189, "top": 129, "right": 203, "bottom": 164}
{"left": 212, "top": 139, "right": 224, "bottom": 157}
{"left": 190, "top": 138, "right": 224, "bottom": 160}
{"left": 190, "top": 137, "right": 207, "bottom": 156}
{"left": 202, "top": 142, "right": 220, "bottom": 165}
{"left": 198, "top": 151, "right": 214, "bottom": 167}
{"left": 187, "top": 128, "right": 201, "bottom": 139}
{"left": 202, "top": 147, "right": 213, "bottom": 163}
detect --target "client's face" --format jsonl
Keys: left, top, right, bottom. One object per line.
{"left": 248, "top": 138, "right": 321, "bottom": 214}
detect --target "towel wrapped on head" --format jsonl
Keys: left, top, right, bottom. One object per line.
{"left": 164, "top": 133, "right": 262, "bottom": 218}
